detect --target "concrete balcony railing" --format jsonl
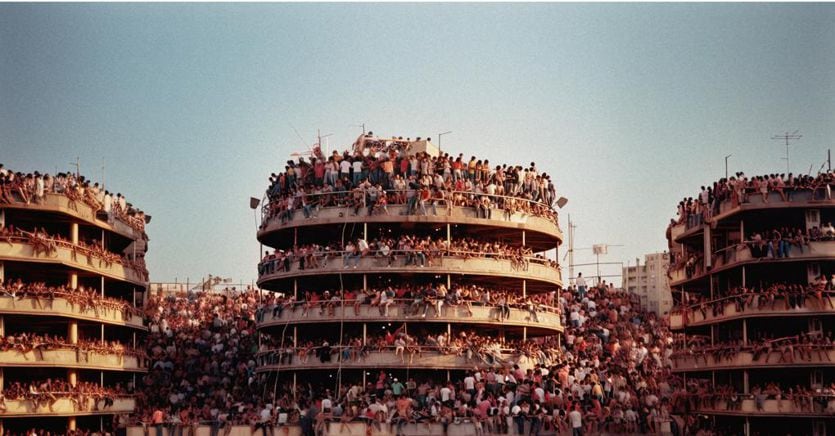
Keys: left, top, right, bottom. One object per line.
{"left": 673, "top": 349, "right": 835, "bottom": 372}
{"left": 672, "top": 190, "right": 835, "bottom": 244}
{"left": 670, "top": 240, "right": 835, "bottom": 286}
{"left": 0, "top": 295, "right": 145, "bottom": 329}
{"left": 0, "top": 396, "right": 135, "bottom": 417}
{"left": 1, "top": 193, "right": 144, "bottom": 241}
{"left": 259, "top": 200, "right": 562, "bottom": 245}
{"left": 671, "top": 293, "right": 835, "bottom": 329}
{"left": 0, "top": 240, "right": 147, "bottom": 286}
{"left": 0, "top": 348, "right": 146, "bottom": 372}
{"left": 258, "top": 253, "right": 562, "bottom": 287}
{"left": 257, "top": 348, "right": 524, "bottom": 372}
{"left": 694, "top": 397, "right": 835, "bottom": 417}
{"left": 128, "top": 421, "right": 490, "bottom": 436}
{"left": 258, "top": 301, "right": 562, "bottom": 332}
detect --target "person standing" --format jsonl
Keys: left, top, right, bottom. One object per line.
{"left": 568, "top": 403, "right": 583, "bottom": 436}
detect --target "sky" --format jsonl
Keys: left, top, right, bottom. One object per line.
{"left": 2, "top": 3, "right": 834, "bottom": 286}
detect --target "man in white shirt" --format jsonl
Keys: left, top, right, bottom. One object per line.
{"left": 568, "top": 403, "right": 583, "bottom": 435}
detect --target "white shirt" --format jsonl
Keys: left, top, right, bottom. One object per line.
{"left": 464, "top": 376, "right": 475, "bottom": 390}
{"left": 568, "top": 410, "right": 583, "bottom": 428}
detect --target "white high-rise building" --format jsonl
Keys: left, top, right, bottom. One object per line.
{"left": 623, "top": 252, "right": 673, "bottom": 315}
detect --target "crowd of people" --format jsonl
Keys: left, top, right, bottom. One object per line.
{"left": 258, "top": 234, "right": 557, "bottom": 276}
{"left": 128, "top": 276, "right": 692, "bottom": 436}
{"left": 0, "top": 164, "right": 147, "bottom": 233}
{"left": 258, "top": 283, "right": 558, "bottom": 321}
{"left": 135, "top": 288, "right": 263, "bottom": 428}
{"left": 0, "top": 380, "right": 126, "bottom": 414}
{"left": 672, "top": 332, "right": 834, "bottom": 366}
{"left": 0, "top": 278, "right": 143, "bottom": 320}
{"left": 0, "top": 332, "right": 145, "bottom": 362}
{"left": 677, "top": 380, "right": 835, "bottom": 415}
{"left": 674, "top": 280, "right": 835, "bottom": 323}
{"left": 674, "top": 171, "right": 835, "bottom": 229}
{"left": 0, "top": 224, "right": 149, "bottom": 281}
{"left": 262, "top": 133, "right": 559, "bottom": 227}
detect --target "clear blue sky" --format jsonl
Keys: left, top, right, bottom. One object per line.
{"left": 2, "top": 3, "right": 834, "bottom": 285}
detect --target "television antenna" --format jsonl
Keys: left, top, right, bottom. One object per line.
{"left": 771, "top": 129, "right": 802, "bottom": 173}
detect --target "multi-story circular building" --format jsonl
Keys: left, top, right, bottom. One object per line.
{"left": 0, "top": 172, "right": 148, "bottom": 434}
{"left": 668, "top": 179, "right": 835, "bottom": 436}
{"left": 255, "top": 134, "right": 563, "bottom": 397}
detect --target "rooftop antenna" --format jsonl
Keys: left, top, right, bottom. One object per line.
{"left": 351, "top": 123, "right": 366, "bottom": 135}
{"left": 771, "top": 129, "right": 802, "bottom": 173}
{"left": 70, "top": 157, "right": 80, "bottom": 177}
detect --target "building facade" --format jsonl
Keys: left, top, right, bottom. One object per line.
{"left": 668, "top": 183, "right": 834, "bottom": 436}
{"left": 254, "top": 137, "right": 564, "bottom": 401}
{"left": 0, "top": 178, "right": 148, "bottom": 433}
{"left": 623, "top": 252, "right": 673, "bottom": 316}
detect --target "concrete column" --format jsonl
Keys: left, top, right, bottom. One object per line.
{"left": 363, "top": 274, "right": 367, "bottom": 291}
{"left": 293, "top": 326, "right": 298, "bottom": 348}
{"left": 70, "top": 222, "right": 79, "bottom": 245}
{"left": 69, "top": 272, "right": 78, "bottom": 289}
{"left": 292, "top": 372, "right": 297, "bottom": 397}
{"left": 446, "top": 224, "right": 451, "bottom": 246}
{"left": 0, "top": 260, "right": 4, "bottom": 283}
{"left": 362, "top": 324, "right": 367, "bottom": 346}
{"left": 0, "top": 315, "right": 4, "bottom": 337}
{"left": 446, "top": 370, "right": 450, "bottom": 382}
{"left": 293, "top": 279, "right": 298, "bottom": 299}
{"left": 523, "top": 327, "right": 527, "bottom": 341}
{"left": 100, "top": 371, "right": 104, "bottom": 387}
{"left": 133, "top": 332, "right": 137, "bottom": 349}
{"left": 710, "top": 325, "right": 715, "bottom": 346}
{"left": 68, "top": 321, "right": 78, "bottom": 344}
{"left": 363, "top": 223, "right": 368, "bottom": 241}
{"left": 447, "top": 323, "right": 451, "bottom": 337}
{"left": 522, "top": 231, "right": 526, "bottom": 247}
{"left": 742, "top": 266, "right": 746, "bottom": 289}
{"left": 101, "top": 276, "right": 105, "bottom": 297}
{"left": 68, "top": 368, "right": 78, "bottom": 387}
{"left": 0, "top": 209, "right": 4, "bottom": 227}
{"left": 447, "top": 274, "right": 451, "bottom": 289}
{"left": 0, "top": 367, "right": 4, "bottom": 391}
{"left": 522, "top": 280, "right": 526, "bottom": 299}
{"left": 743, "top": 319, "right": 748, "bottom": 346}
{"left": 744, "top": 417, "right": 750, "bottom": 436}
{"left": 709, "top": 274, "right": 714, "bottom": 300}
{"left": 68, "top": 417, "right": 77, "bottom": 431}
{"left": 743, "top": 370, "right": 749, "bottom": 394}
{"left": 101, "top": 324, "right": 105, "bottom": 344}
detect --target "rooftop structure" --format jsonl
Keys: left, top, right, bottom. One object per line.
{"left": 255, "top": 131, "right": 564, "bottom": 396}
{"left": 0, "top": 169, "right": 148, "bottom": 434}
{"left": 667, "top": 173, "right": 835, "bottom": 436}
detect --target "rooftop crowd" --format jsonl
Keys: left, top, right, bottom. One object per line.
{"left": 0, "top": 164, "right": 147, "bottom": 233}
{"left": 674, "top": 171, "right": 835, "bottom": 229}
{"left": 261, "top": 133, "right": 559, "bottom": 226}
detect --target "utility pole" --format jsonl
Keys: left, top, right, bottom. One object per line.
{"left": 567, "top": 215, "right": 576, "bottom": 285}
{"left": 771, "top": 130, "right": 802, "bottom": 173}
{"left": 724, "top": 154, "right": 732, "bottom": 179}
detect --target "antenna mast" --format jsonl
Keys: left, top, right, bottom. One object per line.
{"left": 771, "top": 129, "right": 802, "bottom": 173}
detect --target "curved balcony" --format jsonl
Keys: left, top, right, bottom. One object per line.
{"left": 672, "top": 189, "right": 835, "bottom": 244}
{"left": 670, "top": 240, "right": 835, "bottom": 286}
{"left": 670, "top": 293, "right": 835, "bottom": 329}
{"left": 672, "top": 349, "right": 835, "bottom": 372}
{"left": 0, "top": 240, "right": 147, "bottom": 286}
{"left": 258, "top": 252, "right": 562, "bottom": 289}
{"left": 0, "top": 348, "right": 145, "bottom": 372}
{"left": 0, "top": 193, "right": 144, "bottom": 242}
{"left": 259, "top": 194, "right": 561, "bottom": 251}
{"left": 0, "top": 396, "right": 135, "bottom": 417}
{"left": 258, "top": 301, "right": 562, "bottom": 333}
{"left": 256, "top": 348, "right": 529, "bottom": 372}
{"left": 0, "top": 295, "right": 145, "bottom": 330}
{"left": 691, "top": 397, "right": 835, "bottom": 417}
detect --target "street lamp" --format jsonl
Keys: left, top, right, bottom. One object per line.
{"left": 438, "top": 131, "right": 452, "bottom": 155}
{"left": 725, "top": 154, "right": 732, "bottom": 179}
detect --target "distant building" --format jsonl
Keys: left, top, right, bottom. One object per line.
{"left": 623, "top": 252, "right": 673, "bottom": 315}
